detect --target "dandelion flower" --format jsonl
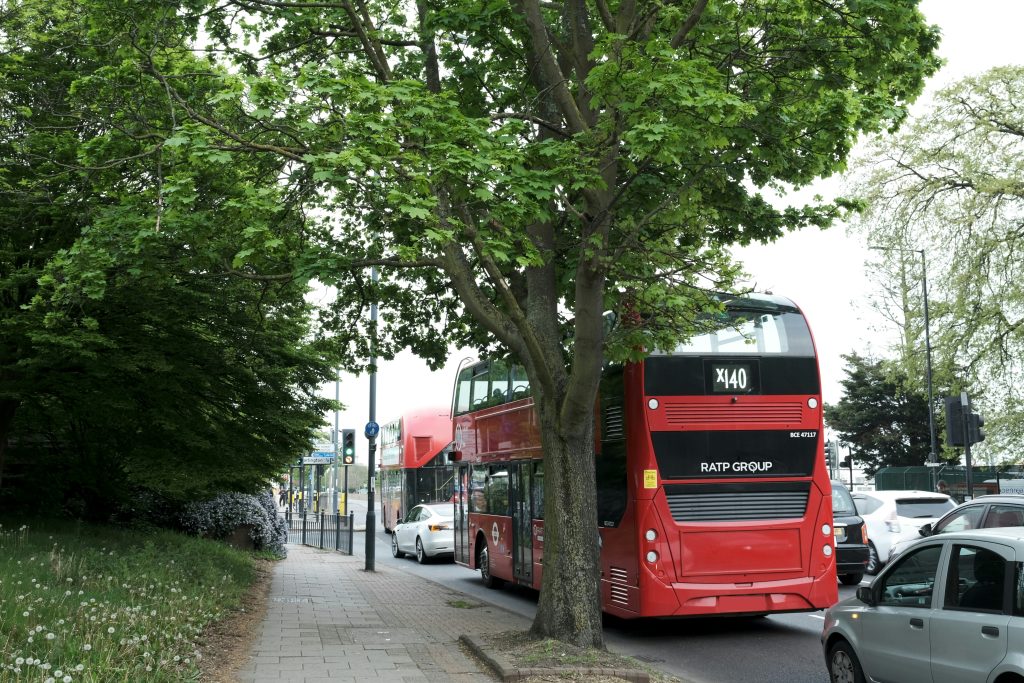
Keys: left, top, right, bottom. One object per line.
{"left": 82, "top": 644, "right": 91, "bottom": 652}
{"left": 107, "top": 627, "right": 115, "bottom": 634}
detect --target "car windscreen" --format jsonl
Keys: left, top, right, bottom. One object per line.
{"left": 896, "top": 498, "right": 956, "bottom": 518}
{"left": 831, "top": 484, "right": 857, "bottom": 516}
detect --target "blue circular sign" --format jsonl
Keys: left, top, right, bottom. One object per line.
{"left": 364, "top": 421, "right": 380, "bottom": 439}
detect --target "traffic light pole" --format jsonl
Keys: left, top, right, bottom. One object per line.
{"left": 962, "top": 391, "right": 974, "bottom": 500}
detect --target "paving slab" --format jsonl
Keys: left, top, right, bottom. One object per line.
{"left": 239, "top": 544, "right": 530, "bottom": 682}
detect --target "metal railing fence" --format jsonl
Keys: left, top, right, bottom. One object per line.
{"left": 279, "top": 510, "right": 355, "bottom": 555}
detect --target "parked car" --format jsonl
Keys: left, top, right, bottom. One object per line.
{"left": 391, "top": 502, "right": 455, "bottom": 564}
{"left": 851, "top": 489, "right": 956, "bottom": 575}
{"left": 831, "top": 481, "right": 870, "bottom": 585}
{"left": 822, "top": 526, "right": 1024, "bottom": 683}
{"left": 889, "top": 494, "right": 1024, "bottom": 561}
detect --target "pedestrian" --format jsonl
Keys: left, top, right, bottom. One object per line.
{"left": 279, "top": 487, "right": 287, "bottom": 508}
{"left": 937, "top": 479, "right": 949, "bottom": 495}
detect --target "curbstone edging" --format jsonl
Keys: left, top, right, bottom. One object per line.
{"left": 459, "top": 634, "right": 651, "bottom": 682}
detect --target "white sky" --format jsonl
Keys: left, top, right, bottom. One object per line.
{"left": 317, "top": 1, "right": 1024, "bottom": 464}
{"left": 735, "top": 0, "right": 1024, "bottom": 409}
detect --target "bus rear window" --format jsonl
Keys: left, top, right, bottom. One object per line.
{"left": 896, "top": 499, "right": 956, "bottom": 518}
{"left": 652, "top": 309, "right": 814, "bottom": 357}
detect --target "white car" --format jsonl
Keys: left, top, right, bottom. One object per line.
{"left": 851, "top": 489, "right": 956, "bottom": 575}
{"left": 391, "top": 502, "right": 455, "bottom": 564}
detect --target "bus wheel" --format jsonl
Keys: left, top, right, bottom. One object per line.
{"left": 479, "top": 543, "right": 505, "bottom": 589}
{"left": 391, "top": 534, "right": 404, "bottom": 558}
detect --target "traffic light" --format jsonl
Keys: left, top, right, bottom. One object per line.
{"left": 967, "top": 412, "right": 985, "bottom": 445}
{"left": 944, "top": 396, "right": 965, "bottom": 447}
{"left": 839, "top": 457, "right": 852, "bottom": 468}
{"left": 824, "top": 440, "right": 839, "bottom": 469}
{"left": 341, "top": 429, "right": 356, "bottom": 465}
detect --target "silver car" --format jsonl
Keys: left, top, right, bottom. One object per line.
{"left": 391, "top": 502, "right": 455, "bottom": 564}
{"left": 822, "top": 527, "right": 1024, "bottom": 683}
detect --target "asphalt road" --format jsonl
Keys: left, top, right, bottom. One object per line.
{"left": 337, "top": 513, "right": 856, "bottom": 683}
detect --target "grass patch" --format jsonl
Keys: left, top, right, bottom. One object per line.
{"left": 0, "top": 518, "right": 259, "bottom": 682}
{"left": 447, "top": 599, "right": 481, "bottom": 610}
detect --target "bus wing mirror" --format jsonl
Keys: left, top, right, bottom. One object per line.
{"left": 448, "top": 450, "right": 462, "bottom": 462}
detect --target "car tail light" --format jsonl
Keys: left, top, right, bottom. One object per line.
{"left": 428, "top": 523, "right": 451, "bottom": 531}
{"left": 861, "top": 524, "right": 869, "bottom": 545}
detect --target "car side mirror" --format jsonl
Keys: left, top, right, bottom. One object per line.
{"left": 918, "top": 523, "right": 933, "bottom": 537}
{"left": 856, "top": 585, "right": 875, "bottom": 606}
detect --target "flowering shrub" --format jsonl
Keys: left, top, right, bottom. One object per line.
{"left": 179, "top": 492, "right": 287, "bottom": 558}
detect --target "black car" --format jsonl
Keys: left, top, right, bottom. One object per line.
{"left": 831, "top": 481, "right": 869, "bottom": 585}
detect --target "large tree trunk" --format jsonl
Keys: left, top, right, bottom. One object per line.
{"left": 530, "top": 393, "right": 604, "bottom": 648}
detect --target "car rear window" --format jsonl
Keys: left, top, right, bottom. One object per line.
{"left": 831, "top": 483, "right": 857, "bottom": 516}
{"left": 896, "top": 498, "right": 956, "bottom": 518}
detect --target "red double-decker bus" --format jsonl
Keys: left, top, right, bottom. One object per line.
{"left": 450, "top": 294, "right": 837, "bottom": 618}
{"left": 378, "top": 406, "right": 456, "bottom": 533}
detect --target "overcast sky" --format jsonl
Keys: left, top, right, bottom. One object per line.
{"left": 317, "top": 1, "right": 1024, "bottom": 464}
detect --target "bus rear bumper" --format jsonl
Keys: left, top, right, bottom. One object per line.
{"left": 605, "top": 573, "right": 836, "bottom": 619}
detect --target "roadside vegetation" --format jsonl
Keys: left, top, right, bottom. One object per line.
{"left": 0, "top": 520, "right": 258, "bottom": 682}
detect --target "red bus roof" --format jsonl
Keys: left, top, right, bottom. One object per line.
{"left": 380, "top": 406, "right": 453, "bottom": 469}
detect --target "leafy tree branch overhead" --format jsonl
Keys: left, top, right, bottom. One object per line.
{"left": 43, "top": 0, "right": 939, "bottom": 645}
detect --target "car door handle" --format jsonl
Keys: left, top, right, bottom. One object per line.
{"left": 982, "top": 626, "right": 1000, "bottom": 637}
{"left": 909, "top": 618, "right": 924, "bottom": 629}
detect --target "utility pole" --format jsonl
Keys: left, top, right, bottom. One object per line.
{"left": 364, "top": 262, "right": 379, "bottom": 571}
{"left": 870, "top": 246, "right": 938, "bottom": 489}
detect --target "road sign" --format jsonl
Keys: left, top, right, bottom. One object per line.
{"left": 364, "top": 421, "right": 380, "bottom": 439}
{"left": 304, "top": 450, "right": 335, "bottom": 465}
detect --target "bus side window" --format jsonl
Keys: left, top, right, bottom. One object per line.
{"left": 455, "top": 366, "right": 474, "bottom": 415}
{"left": 470, "top": 466, "right": 488, "bottom": 513}
{"left": 487, "top": 466, "right": 510, "bottom": 516}
{"left": 532, "top": 462, "right": 544, "bottom": 520}
{"left": 511, "top": 365, "right": 531, "bottom": 400}
{"left": 487, "top": 359, "right": 512, "bottom": 407}
{"left": 472, "top": 364, "right": 491, "bottom": 408}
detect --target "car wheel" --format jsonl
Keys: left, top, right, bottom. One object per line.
{"left": 839, "top": 573, "right": 863, "bottom": 586}
{"left": 866, "top": 542, "right": 882, "bottom": 575}
{"left": 416, "top": 537, "right": 429, "bottom": 564}
{"left": 827, "top": 640, "right": 865, "bottom": 683}
{"left": 479, "top": 543, "right": 505, "bottom": 589}
{"left": 391, "top": 533, "right": 404, "bottom": 558}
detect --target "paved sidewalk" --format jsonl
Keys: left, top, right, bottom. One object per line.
{"left": 238, "top": 544, "right": 530, "bottom": 682}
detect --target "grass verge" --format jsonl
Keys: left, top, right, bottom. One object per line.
{"left": 0, "top": 518, "right": 260, "bottom": 682}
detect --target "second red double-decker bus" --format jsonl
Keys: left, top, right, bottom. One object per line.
{"left": 378, "top": 406, "right": 456, "bottom": 533}
{"left": 450, "top": 294, "right": 837, "bottom": 618}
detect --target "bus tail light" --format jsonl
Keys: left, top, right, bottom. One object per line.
{"left": 646, "top": 551, "right": 658, "bottom": 563}
{"left": 822, "top": 545, "right": 833, "bottom": 557}
{"left": 645, "top": 529, "right": 657, "bottom": 541}
{"left": 821, "top": 524, "right": 831, "bottom": 536}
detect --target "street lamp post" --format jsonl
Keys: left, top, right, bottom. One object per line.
{"left": 870, "top": 246, "right": 939, "bottom": 471}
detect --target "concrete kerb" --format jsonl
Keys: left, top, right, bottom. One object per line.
{"left": 459, "top": 635, "right": 651, "bottom": 683}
